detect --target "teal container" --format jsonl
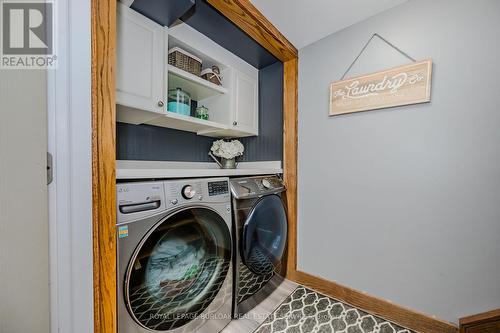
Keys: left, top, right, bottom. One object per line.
{"left": 167, "top": 102, "right": 191, "bottom": 116}
{"left": 167, "top": 88, "right": 191, "bottom": 116}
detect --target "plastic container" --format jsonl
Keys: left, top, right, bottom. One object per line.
{"left": 167, "top": 88, "right": 191, "bottom": 116}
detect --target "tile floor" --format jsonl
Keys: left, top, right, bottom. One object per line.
{"left": 222, "top": 279, "right": 298, "bottom": 333}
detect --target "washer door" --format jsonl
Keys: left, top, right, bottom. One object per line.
{"left": 125, "top": 207, "right": 231, "bottom": 331}
{"left": 241, "top": 195, "right": 287, "bottom": 275}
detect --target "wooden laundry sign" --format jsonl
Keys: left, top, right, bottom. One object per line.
{"left": 329, "top": 59, "right": 432, "bottom": 116}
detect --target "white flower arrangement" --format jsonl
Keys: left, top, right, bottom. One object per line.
{"left": 210, "top": 139, "right": 244, "bottom": 160}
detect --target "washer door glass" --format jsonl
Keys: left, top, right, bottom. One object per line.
{"left": 126, "top": 208, "right": 231, "bottom": 331}
{"left": 241, "top": 195, "right": 287, "bottom": 275}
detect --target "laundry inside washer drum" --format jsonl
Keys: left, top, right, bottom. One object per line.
{"left": 126, "top": 208, "right": 231, "bottom": 331}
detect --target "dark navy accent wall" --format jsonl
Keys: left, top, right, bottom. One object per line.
{"left": 116, "top": 124, "right": 213, "bottom": 161}
{"left": 131, "top": 0, "right": 195, "bottom": 28}
{"left": 239, "top": 61, "right": 283, "bottom": 162}
{"left": 180, "top": 0, "right": 279, "bottom": 68}
{"left": 116, "top": 61, "right": 283, "bottom": 162}
{"left": 128, "top": 0, "right": 278, "bottom": 69}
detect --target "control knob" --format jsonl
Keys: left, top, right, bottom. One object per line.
{"left": 262, "top": 178, "right": 272, "bottom": 189}
{"left": 182, "top": 185, "right": 196, "bottom": 199}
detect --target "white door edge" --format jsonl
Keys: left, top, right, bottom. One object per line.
{"left": 47, "top": 0, "right": 93, "bottom": 332}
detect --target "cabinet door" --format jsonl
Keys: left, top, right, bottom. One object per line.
{"left": 116, "top": 3, "right": 164, "bottom": 113}
{"left": 233, "top": 70, "right": 258, "bottom": 135}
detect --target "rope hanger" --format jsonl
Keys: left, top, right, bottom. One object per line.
{"left": 341, "top": 33, "right": 416, "bottom": 80}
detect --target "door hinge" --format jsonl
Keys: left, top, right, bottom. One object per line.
{"left": 47, "top": 152, "right": 53, "bottom": 185}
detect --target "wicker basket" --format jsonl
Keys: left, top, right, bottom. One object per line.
{"left": 168, "top": 47, "right": 202, "bottom": 76}
{"left": 201, "top": 66, "right": 222, "bottom": 86}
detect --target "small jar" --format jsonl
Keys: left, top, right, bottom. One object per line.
{"left": 195, "top": 105, "right": 209, "bottom": 120}
{"left": 167, "top": 88, "right": 191, "bottom": 116}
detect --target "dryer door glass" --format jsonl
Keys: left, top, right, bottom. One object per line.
{"left": 242, "top": 195, "right": 288, "bottom": 275}
{"left": 125, "top": 208, "right": 231, "bottom": 331}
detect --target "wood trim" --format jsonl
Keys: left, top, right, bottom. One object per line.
{"left": 91, "top": 0, "right": 117, "bottom": 332}
{"left": 206, "top": 0, "right": 298, "bottom": 62}
{"left": 460, "top": 309, "right": 500, "bottom": 333}
{"left": 292, "top": 270, "right": 458, "bottom": 333}
{"left": 460, "top": 308, "right": 500, "bottom": 326}
{"left": 283, "top": 58, "right": 298, "bottom": 278}
{"left": 92, "top": 0, "right": 298, "bottom": 331}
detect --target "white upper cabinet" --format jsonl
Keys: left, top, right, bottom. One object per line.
{"left": 115, "top": 6, "right": 260, "bottom": 137}
{"left": 116, "top": 3, "right": 166, "bottom": 117}
{"left": 167, "top": 23, "right": 260, "bottom": 137}
{"left": 233, "top": 69, "right": 258, "bottom": 135}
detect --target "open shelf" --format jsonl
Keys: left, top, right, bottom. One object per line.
{"left": 168, "top": 65, "right": 228, "bottom": 100}
{"left": 116, "top": 19, "right": 259, "bottom": 139}
{"left": 145, "top": 111, "right": 228, "bottom": 135}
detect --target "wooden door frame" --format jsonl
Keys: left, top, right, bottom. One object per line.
{"left": 91, "top": 0, "right": 298, "bottom": 332}
{"left": 92, "top": 0, "right": 117, "bottom": 331}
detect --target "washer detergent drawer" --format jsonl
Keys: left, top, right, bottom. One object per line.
{"left": 117, "top": 182, "right": 166, "bottom": 224}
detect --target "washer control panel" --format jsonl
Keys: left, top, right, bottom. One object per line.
{"left": 230, "top": 175, "right": 285, "bottom": 199}
{"left": 116, "top": 178, "right": 231, "bottom": 223}
{"left": 164, "top": 177, "right": 230, "bottom": 209}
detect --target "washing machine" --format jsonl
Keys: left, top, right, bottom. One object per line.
{"left": 116, "top": 178, "right": 233, "bottom": 333}
{"left": 229, "top": 175, "right": 288, "bottom": 317}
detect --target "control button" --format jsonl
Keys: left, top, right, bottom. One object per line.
{"left": 198, "top": 195, "right": 203, "bottom": 201}
{"left": 171, "top": 199, "right": 178, "bottom": 205}
{"left": 182, "top": 185, "right": 196, "bottom": 199}
{"left": 262, "top": 178, "right": 272, "bottom": 189}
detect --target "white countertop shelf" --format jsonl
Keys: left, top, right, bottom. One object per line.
{"left": 116, "top": 160, "right": 283, "bottom": 179}
{"left": 144, "top": 111, "right": 228, "bottom": 134}
{"left": 168, "top": 65, "right": 228, "bottom": 100}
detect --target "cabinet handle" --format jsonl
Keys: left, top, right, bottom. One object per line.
{"left": 157, "top": 100, "right": 164, "bottom": 107}
{"left": 233, "top": 121, "right": 237, "bottom": 126}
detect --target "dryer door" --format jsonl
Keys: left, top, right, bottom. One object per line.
{"left": 241, "top": 195, "right": 288, "bottom": 275}
{"left": 124, "top": 207, "right": 231, "bottom": 331}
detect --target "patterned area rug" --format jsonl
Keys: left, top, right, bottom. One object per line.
{"left": 254, "top": 286, "right": 417, "bottom": 333}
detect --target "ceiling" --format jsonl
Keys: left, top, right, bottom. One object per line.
{"left": 250, "top": 0, "right": 408, "bottom": 49}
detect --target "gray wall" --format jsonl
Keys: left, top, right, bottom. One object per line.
{"left": 117, "top": 61, "right": 283, "bottom": 162}
{"left": 0, "top": 70, "right": 49, "bottom": 332}
{"left": 298, "top": 0, "right": 500, "bottom": 324}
